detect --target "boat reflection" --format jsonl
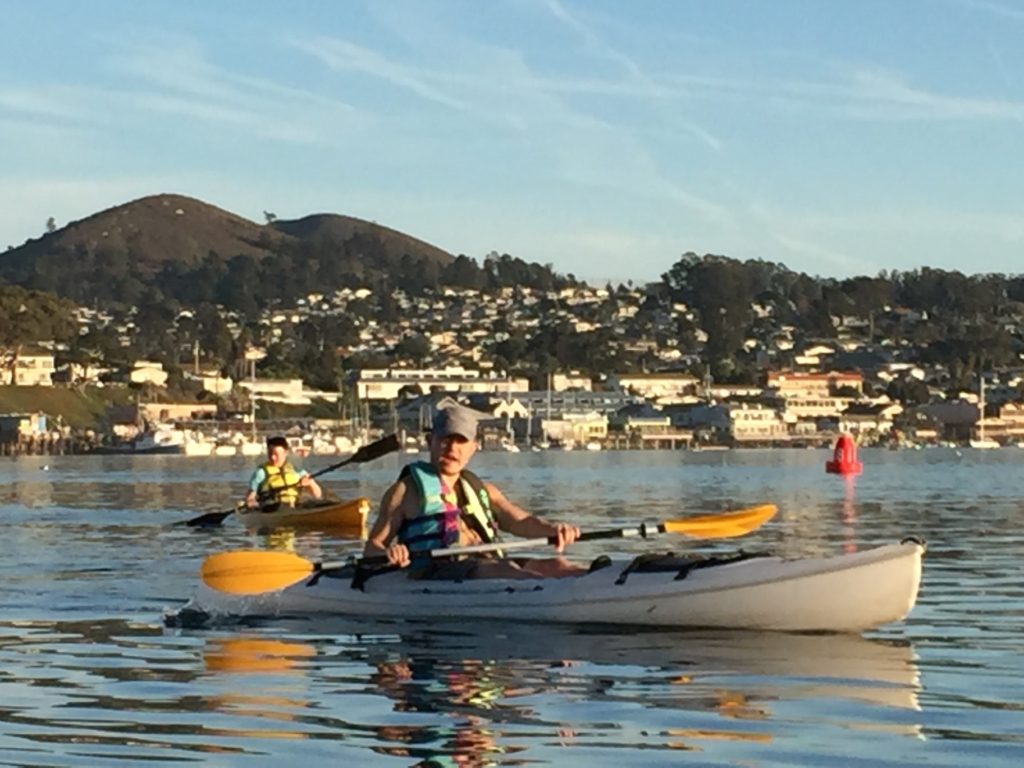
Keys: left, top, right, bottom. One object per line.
{"left": 195, "top": 619, "right": 923, "bottom": 760}
{"left": 358, "top": 621, "right": 923, "bottom": 710}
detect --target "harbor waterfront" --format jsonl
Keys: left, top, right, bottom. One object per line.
{"left": 1, "top": 448, "right": 1021, "bottom": 765}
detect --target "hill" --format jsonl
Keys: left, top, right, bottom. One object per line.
{"left": 271, "top": 213, "right": 452, "bottom": 268}
{"left": 0, "top": 194, "right": 455, "bottom": 299}
{"left": 3, "top": 194, "right": 293, "bottom": 277}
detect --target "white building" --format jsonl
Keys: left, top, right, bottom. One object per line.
{"left": 607, "top": 373, "right": 700, "bottom": 401}
{"left": 354, "top": 367, "right": 529, "bottom": 401}
{"left": 727, "top": 404, "right": 789, "bottom": 443}
{"left": 238, "top": 378, "right": 340, "bottom": 406}
{"left": 10, "top": 351, "right": 56, "bottom": 386}
{"left": 129, "top": 361, "right": 168, "bottom": 387}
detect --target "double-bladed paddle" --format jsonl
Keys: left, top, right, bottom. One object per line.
{"left": 200, "top": 504, "right": 777, "bottom": 595}
{"left": 181, "top": 434, "right": 401, "bottom": 528}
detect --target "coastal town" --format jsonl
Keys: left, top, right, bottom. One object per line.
{"left": 2, "top": 279, "right": 1022, "bottom": 455}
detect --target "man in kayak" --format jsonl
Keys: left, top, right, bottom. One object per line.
{"left": 364, "top": 402, "right": 585, "bottom": 579}
{"left": 245, "top": 435, "right": 323, "bottom": 508}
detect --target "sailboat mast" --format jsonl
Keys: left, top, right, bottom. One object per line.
{"left": 979, "top": 375, "right": 985, "bottom": 441}
{"left": 547, "top": 371, "right": 552, "bottom": 419}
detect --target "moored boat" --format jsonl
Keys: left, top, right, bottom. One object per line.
{"left": 236, "top": 496, "right": 370, "bottom": 535}
{"left": 199, "top": 538, "right": 924, "bottom": 633}
{"left": 93, "top": 425, "right": 186, "bottom": 455}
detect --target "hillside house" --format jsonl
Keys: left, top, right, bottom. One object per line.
{"left": 976, "top": 402, "right": 1024, "bottom": 444}
{"left": 7, "top": 350, "right": 56, "bottom": 386}
{"left": 767, "top": 371, "right": 864, "bottom": 398}
{"left": 837, "top": 402, "right": 903, "bottom": 437}
{"left": 186, "top": 370, "right": 234, "bottom": 395}
{"left": 129, "top": 361, "right": 168, "bottom": 387}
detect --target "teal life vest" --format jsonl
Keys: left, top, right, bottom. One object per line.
{"left": 397, "top": 461, "right": 501, "bottom": 557}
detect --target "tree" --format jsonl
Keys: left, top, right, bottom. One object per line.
{"left": 263, "top": 211, "right": 277, "bottom": 224}
{"left": 662, "top": 253, "right": 756, "bottom": 376}
{"left": 45, "top": 217, "right": 57, "bottom": 234}
{"left": 394, "top": 334, "right": 432, "bottom": 367}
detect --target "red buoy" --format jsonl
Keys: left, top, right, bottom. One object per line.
{"left": 826, "top": 433, "right": 863, "bottom": 475}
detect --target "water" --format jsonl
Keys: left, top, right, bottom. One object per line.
{"left": 1, "top": 448, "right": 1022, "bottom": 766}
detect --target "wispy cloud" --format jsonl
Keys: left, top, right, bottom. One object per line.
{"left": 542, "top": 0, "right": 723, "bottom": 151}
{"left": 660, "top": 65, "right": 1024, "bottom": 123}
{"left": 544, "top": 0, "right": 649, "bottom": 84}
{"left": 957, "top": 0, "right": 1024, "bottom": 22}
{"left": 839, "top": 68, "right": 1024, "bottom": 121}
{"left": 775, "top": 205, "right": 1024, "bottom": 240}
{"left": 745, "top": 200, "right": 1024, "bottom": 277}
{"left": 104, "top": 37, "right": 364, "bottom": 144}
{"left": 767, "top": 230, "right": 869, "bottom": 276}
{"left": 291, "top": 36, "right": 470, "bottom": 112}
{"left": 528, "top": 225, "right": 686, "bottom": 281}
{"left": 3, "top": 34, "right": 366, "bottom": 149}
{"left": 0, "top": 87, "right": 96, "bottom": 123}
{"left": 0, "top": 176, "right": 173, "bottom": 249}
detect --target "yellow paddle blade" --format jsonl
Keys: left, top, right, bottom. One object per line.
{"left": 201, "top": 550, "right": 316, "bottom": 595}
{"left": 662, "top": 504, "right": 777, "bottom": 538}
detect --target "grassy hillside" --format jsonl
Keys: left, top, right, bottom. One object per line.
{"left": 0, "top": 193, "right": 454, "bottom": 281}
{"left": 0, "top": 386, "right": 133, "bottom": 430}
{"left": 2, "top": 194, "right": 292, "bottom": 275}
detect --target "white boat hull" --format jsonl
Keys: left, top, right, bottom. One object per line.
{"left": 969, "top": 439, "right": 999, "bottom": 450}
{"left": 213, "top": 540, "right": 924, "bottom": 633}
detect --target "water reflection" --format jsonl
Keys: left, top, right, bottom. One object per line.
{"left": 204, "top": 636, "right": 316, "bottom": 674}
{"left": 167, "top": 619, "right": 929, "bottom": 764}
{"left": 842, "top": 474, "right": 858, "bottom": 553}
{"left": 370, "top": 657, "right": 513, "bottom": 765}
{"left": 386, "top": 623, "right": 920, "bottom": 761}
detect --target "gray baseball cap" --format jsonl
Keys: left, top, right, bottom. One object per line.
{"left": 431, "top": 406, "right": 479, "bottom": 440}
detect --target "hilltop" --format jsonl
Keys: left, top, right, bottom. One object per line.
{"left": 270, "top": 213, "right": 452, "bottom": 267}
{"left": 3, "top": 194, "right": 290, "bottom": 276}
{"left": 0, "top": 194, "right": 455, "bottom": 298}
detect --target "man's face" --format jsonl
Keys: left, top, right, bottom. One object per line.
{"left": 267, "top": 445, "right": 288, "bottom": 466}
{"left": 428, "top": 433, "right": 477, "bottom": 476}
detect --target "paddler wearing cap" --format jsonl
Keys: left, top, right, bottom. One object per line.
{"left": 364, "top": 401, "right": 585, "bottom": 579}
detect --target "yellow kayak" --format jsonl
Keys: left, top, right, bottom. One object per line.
{"left": 237, "top": 496, "right": 370, "bottom": 535}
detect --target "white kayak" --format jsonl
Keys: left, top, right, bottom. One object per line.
{"left": 198, "top": 538, "right": 925, "bottom": 633}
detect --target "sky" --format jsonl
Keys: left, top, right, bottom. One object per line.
{"left": 1, "top": 0, "right": 1022, "bottom": 283}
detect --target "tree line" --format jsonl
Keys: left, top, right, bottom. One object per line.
{"left": 1, "top": 241, "right": 1023, "bottom": 395}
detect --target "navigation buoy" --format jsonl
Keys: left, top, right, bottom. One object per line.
{"left": 826, "top": 433, "right": 863, "bottom": 475}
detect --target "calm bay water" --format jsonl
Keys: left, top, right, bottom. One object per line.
{"left": 1, "top": 447, "right": 1022, "bottom": 766}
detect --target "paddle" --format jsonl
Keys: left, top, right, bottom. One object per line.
{"left": 201, "top": 504, "right": 777, "bottom": 595}
{"left": 182, "top": 434, "right": 401, "bottom": 528}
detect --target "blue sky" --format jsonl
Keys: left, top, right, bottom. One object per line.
{"left": 2, "top": 0, "right": 1022, "bottom": 283}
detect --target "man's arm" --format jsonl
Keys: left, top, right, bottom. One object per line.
{"left": 297, "top": 469, "right": 323, "bottom": 499}
{"left": 245, "top": 467, "right": 267, "bottom": 508}
{"left": 485, "top": 482, "right": 580, "bottom": 551}
{"left": 364, "top": 478, "right": 413, "bottom": 566}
